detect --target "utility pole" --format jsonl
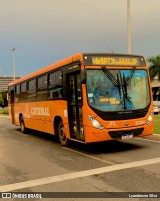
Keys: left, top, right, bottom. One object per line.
{"left": 127, "top": 0, "right": 131, "bottom": 54}
{"left": 10, "top": 48, "right": 16, "bottom": 81}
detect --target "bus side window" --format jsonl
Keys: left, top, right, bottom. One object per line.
{"left": 15, "top": 84, "right": 20, "bottom": 102}
{"left": 28, "top": 79, "right": 36, "bottom": 101}
{"left": 49, "top": 70, "right": 63, "bottom": 99}
{"left": 37, "top": 74, "right": 48, "bottom": 100}
{"left": 20, "top": 82, "right": 27, "bottom": 101}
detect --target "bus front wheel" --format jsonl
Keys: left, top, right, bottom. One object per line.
{"left": 58, "top": 121, "right": 68, "bottom": 146}
{"left": 20, "top": 115, "right": 27, "bottom": 134}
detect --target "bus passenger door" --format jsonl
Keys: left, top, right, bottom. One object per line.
{"left": 10, "top": 90, "right": 15, "bottom": 124}
{"left": 67, "top": 72, "right": 84, "bottom": 141}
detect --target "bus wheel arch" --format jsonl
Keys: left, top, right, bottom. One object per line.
{"left": 19, "top": 114, "right": 27, "bottom": 134}
{"left": 54, "top": 116, "right": 69, "bottom": 146}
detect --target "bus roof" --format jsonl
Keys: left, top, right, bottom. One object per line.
{"left": 8, "top": 52, "right": 146, "bottom": 86}
{"left": 8, "top": 52, "right": 83, "bottom": 86}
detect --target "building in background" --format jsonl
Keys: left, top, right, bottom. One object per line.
{"left": 0, "top": 75, "right": 21, "bottom": 92}
{"left": 151, "top": 76, "right": 160, "bottom": 101}
{"left": 151, "top": 76, "right": 160, "bottom": 114}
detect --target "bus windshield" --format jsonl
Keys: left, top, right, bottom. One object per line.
{"left": 87, "top": 68, "right": 150, "bottom": 112}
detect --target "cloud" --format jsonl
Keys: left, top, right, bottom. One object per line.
{"left": 0, "top": 0, "right": 160, "bottom": 75}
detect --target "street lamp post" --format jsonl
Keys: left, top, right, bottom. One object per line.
{"left": 127, "top": 0, "right": 131, "bottom": 54}
{"left": 10, "top": 48, "right": 16, "bottom": 81}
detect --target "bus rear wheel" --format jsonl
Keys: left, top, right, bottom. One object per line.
{"left": 58, "top": 121, "right": 68, "bottom": 146}
{"left": 20, "top": 115, "right": 27, "bottom": 134}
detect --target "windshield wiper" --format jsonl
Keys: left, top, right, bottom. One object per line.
{"left": 102, "top": 66, "right": 135, "bottom": 110}
{"left": 125, "top": 66, "right": 136, "bottom": 85}
{"left": 117, "top": 73, "right": 122, "bottom": 100}
{"left": 102, "top": 66, "right": 136, "bottom": 86}
{"left": 102, "top": 66, "right": 119, "bottom": 86}
{"left": 122, "top": 73, "right": 135, "bottom": 110}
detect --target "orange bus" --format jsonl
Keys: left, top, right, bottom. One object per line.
{"left": 8, "top": 53, "right": 154, "bottom": 146}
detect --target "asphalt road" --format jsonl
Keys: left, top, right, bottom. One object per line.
{"left": 0, "top": 115, "right": 160, "bottom": 200}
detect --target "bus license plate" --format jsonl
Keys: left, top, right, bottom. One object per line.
{"left": 122, "top": 134, "right": 133, "bottom": 140}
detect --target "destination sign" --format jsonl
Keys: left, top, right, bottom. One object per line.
{"left": 83, "top": 54, "right": 146, "bottom": 66}
{"left": 92, "top": 57, "right": 139, "bottom": 66}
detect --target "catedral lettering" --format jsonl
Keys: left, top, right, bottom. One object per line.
{"left": 8, "top": 53, "right": 153, "bottom": 146}
{"left": 31, "top": 107, "right": 50, "bottom": 116}
{"left": 92, "top": 57, "right": 139, "bottom": 66}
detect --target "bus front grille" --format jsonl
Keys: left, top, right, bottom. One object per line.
{"left": 108, "top": 128, "right": 144, "bottom": 139}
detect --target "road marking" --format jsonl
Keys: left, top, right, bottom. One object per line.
{"left": 63, "top": 147, "right": 116, "bottom": 165}
{"left": 136, "top": 138, "right": 160, "bottom": 143}
{"left": 0, "top": 157, "right": 160, "bottom": 192}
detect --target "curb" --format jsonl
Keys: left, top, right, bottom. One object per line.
{"left": 0, "top": 115, "right": 9, "bottom": 118}
{"left": 143, "top": 134, "right": 160, "bottom": 141}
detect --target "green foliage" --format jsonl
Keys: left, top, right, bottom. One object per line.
{"left": 0, "top": 94, "right": 4, "bottom": 105}
{"left": 0, "top": 107, "right": 8, "bottom": 114}
{"left": 2, "top": 91, "right": 7, "bottom": 100}
{"left": 153, "top": 116, "right": 160, "bottom": 134}
{"left": 0, "top": 91, "right": 8, "bottom": 107}
{"left": 2, "top": 107, "right": 8, "bottom": 114}
{"left": 147, "top": 55, "right": 160, "bottom": 80}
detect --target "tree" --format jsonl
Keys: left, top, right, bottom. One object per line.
{"left": 147, "top": 55, "right": 160, "bottom": 80}
{"left": 0, "top": 94, "right": 4, "bottom": 106}
{"left": 1, "top": 91, "right": 8, "bottom": 107}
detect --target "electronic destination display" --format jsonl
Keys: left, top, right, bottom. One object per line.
{"left": 83, "top": 54, "right": 146, "bottom": 66}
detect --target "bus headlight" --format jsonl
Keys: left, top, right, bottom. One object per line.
{"left": 146, "top": 112, "right": 153, "bottom": 125}
{"left": 88, "top": 115, "right": 104, "bottom": 130}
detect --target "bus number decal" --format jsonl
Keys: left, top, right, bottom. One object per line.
{"left": 135, "top": 121, "right": 145, "bottom": 126}
{"left": 31, "top": 107, "right": 50, "bottom": 116}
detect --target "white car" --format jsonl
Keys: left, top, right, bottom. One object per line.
{"left": 153, "top": 101, "right": 160, "bottom": 114}
{"left": 154, "top": 105, "right": 160, "bottom": 114}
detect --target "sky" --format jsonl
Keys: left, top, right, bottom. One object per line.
{"left": 0, "top": 0, "right": 160, "bottom": 76}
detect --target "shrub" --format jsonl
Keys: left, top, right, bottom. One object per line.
{"left": 0, "top": 107, "right": 8, "bottom": 114}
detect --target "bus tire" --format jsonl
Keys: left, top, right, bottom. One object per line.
{"left": 20, "top": 115, "right": 27, "bottom": 134}
{"left": 58, "top": 121, "right": 68, "bottom": 146}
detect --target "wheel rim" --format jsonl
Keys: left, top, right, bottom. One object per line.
{"left": 20, "top": 117, "right": 24, "bottom": 132}
{"left": 58, "top": 121, "right": 68, "bottom": 146}
{"left": 21, "top": 122, "right": 24, "bottom": 132}
{"left": 59, "top": 125, "right": 66, "bottom": 141}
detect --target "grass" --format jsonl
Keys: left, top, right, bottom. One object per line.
{"left": 154, "top": 115, "right": 160, "bottom": 134}
{"left": 154, "top": 115, "right": 160, "bottom": 121}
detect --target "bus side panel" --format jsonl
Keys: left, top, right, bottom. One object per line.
{"left": 13, "top": 100, "right": 69, "bottom": 136}
{"left": 36, "top": 100, "right": 68, "bottom": 135}
{"left": 14, "top": 102, "right": 44, "bottom": 132}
